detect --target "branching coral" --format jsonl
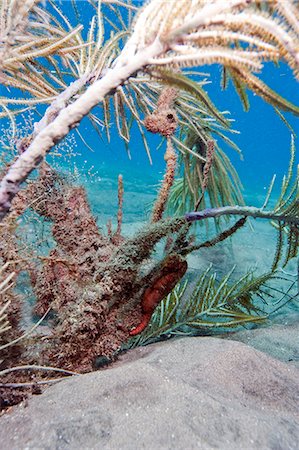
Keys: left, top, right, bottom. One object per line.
{"left": 2, "top": 162, "right": 185, "bottom": 370}
{"left": 0, "top": 0, "right": 83, "bottom": 101}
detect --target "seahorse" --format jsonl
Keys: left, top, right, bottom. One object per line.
{"left": 130, "top": 254, "right": 187, "bottom": 336}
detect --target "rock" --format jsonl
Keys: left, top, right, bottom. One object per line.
{"left": 0, "top": 337, "right": 298, "bottom": 450}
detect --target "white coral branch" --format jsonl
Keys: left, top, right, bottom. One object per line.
{"left": 0, "top": 37, "right": 164, "bottom": 220}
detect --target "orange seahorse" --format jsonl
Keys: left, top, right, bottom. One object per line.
{"left": 130, "top": 255, "right": 187, "bottom": 336}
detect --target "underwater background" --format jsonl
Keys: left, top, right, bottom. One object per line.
{"left": 1, "top": 3, "right": 299, "bottom": 439}
{"left": 1, "top": 2, "right": 299, "bottom": 448}
{"left": 0, "top": 1, "right": 298, "bottom": 346}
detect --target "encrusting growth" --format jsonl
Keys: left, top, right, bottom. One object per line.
{"left": 125, "top": 87, "right": 188, "bottom": 335}
{"left": 144, "top": 87, "right": 178, "bottom": 137}
{"left": 194, "top": 139, "right": 215, "bottom": 211}
{"left": 151, "top": 140, "right": 177, "bottom": 223}
{"left": 145, "top": 87, "right": 179, "bottom": 223}
{"left": 0, "top": 160, "right": 188, "bottom": 371}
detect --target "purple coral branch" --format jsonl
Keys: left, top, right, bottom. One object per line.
{"left": 185, "top": 206, "right": 299, "bottom": 225}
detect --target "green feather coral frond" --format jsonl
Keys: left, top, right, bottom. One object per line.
{"left": 127, "top": 0, "right": 299, "bottom": 132}
{"left": 99, "top": 0, "right": 299, "bottom": 157}
{"left": 0, "top": 2, "right": 82, "bottom": 76}
{"left": 225, "top": 68, "right": 250, "bottom": 112}
{"left": 275, "top": 135, "right": 297, "bottom": 210}
{"left": 127, "top": 267, "right": 296, "bottom": 348}
{"left": 167, "top": 131, "right": 244, "bottom": 221}
{"left": 0, "top": 0, "right": 130, "bottom": 120}
{"left": 97, "top": 69, "right": 237, "bottom": 163}
{"left": 269, "top": 135, "right": 299, "bottom": 269}
{"left": 230, "top": 68, "right": 299, "bottom": 116}
{"left": 0, "top": 0, "right": 298, "bottom": 164}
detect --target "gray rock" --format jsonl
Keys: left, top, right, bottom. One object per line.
{"left": 0, "top": 337, "right": 298, "bottom": 450}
